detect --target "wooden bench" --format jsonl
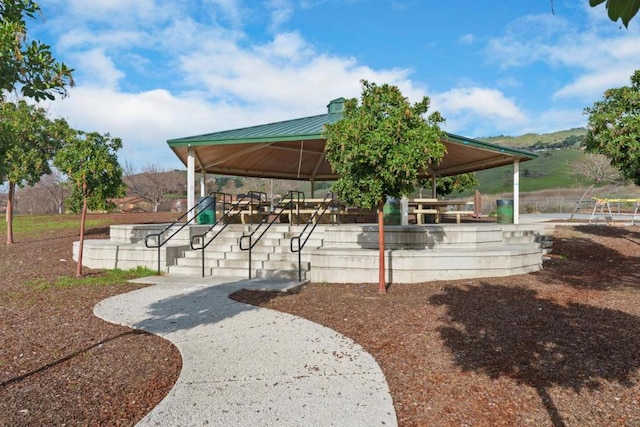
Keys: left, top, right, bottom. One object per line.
{"left": 443, "top": 210, "right": 474, "bottom": 224}
{"left": 408, "top": 207, "right": 441, "bottom": 224}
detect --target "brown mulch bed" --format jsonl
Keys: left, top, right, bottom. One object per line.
{"left": 232, "top": 225, "right": 640, "bottom": 427}
{"left": 0, "top": 212, "right": 181, "bottom": 427}
{"left": 2, "top": 214, "right": 639, "bottom": 426}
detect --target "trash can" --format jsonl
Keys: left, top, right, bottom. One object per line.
{"left": 197, "top": 196, "right": 216, "bottom": 224}
{"left": 496, "top": 199, "right": 513, "bottom": 224}
{"left": 383, "top": 197, "right": 400, "bottom": 225}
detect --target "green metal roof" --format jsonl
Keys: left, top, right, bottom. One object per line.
{"left": 167, "top": 98, "right": 537, "bottom": 181}
{"left": 168, "top": 99, "right": 345, "bottom": 147}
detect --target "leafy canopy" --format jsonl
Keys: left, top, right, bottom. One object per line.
{"left": 584, "top": 69, "right": 640, "bottom": 185}
{"left": 324, "top": 80, "right": 446, "bottom": 209}
{"left": 54, "top": 131, "right": 126, "bottom": 213}
{"left": 0, "top": 100, "right": 71, "bottom": 186}
{"left": 0, "top": 0, "right": 74, "bottom": 101}
{"left": 435, "top": 173, "right": 479, "bottom": 197}
{"left": 589, "top": 0, "right": 640, "bottom": 28}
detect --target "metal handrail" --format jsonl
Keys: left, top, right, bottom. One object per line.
{"left": 190, "top": 191, "right": 266, "bottom": 277}
{"left": 144, "top": 192, "right": 231, "bottom": 273}
{"left": 239, "top": 191, "right": 305, "bottom": 279}
{"left": 290, "top": 192, "right": 338, "bottom": 281}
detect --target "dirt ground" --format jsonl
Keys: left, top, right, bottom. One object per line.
{"left": 1, "top": 213, "right": 639, "bottom": 426}
{"left": 0, "top": 212, "right": 181, "bottom": 427}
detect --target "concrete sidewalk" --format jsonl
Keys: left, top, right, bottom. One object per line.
{"left": 94, "top": 275, "right": 397, "bottom": 426}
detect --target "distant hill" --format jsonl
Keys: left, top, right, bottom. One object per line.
{"left": 468, "top": 128, "right": 590, "bottom": 195}
{"left": 480, "top": 127, "right": 588, "bottom": 151}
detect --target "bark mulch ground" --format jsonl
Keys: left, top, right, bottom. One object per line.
{"left": 0, "top": 212, "right": 181, "bottom": 427}
{"left": 2, "top": 214, "right": 639, "bottom": 426}
{"left": 233, "top": 224, "right": 640, "bottom": 427}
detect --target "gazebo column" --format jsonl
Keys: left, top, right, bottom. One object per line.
{"left": 200, "top": 171, "right": 206, "bottom": 197}
{"left": 187, "top": 146, "right": 195, "bottom": 221}
{"left": 513, "top": 159, "right": 520, "bottom": 224}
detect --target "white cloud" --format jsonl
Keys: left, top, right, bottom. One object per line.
{"left": 70, "top": 49, "right": 125, "bottom": 90}
{"left": 533, "top": 107, "right": 588, "bottom": 133}
{"left": 47, "top": 87, "right": 238, "bottom": 169}
{"left": 486, "top": 10, "right": 640, "bottom": 101}
{"left": 433, "top": 87, "right": 526, "bottom": 122}
{"left": 176, "top": 32, "right": 419, "bottom": 117}
{"left": 50, "top": 0, "right": 170, "bottom": 26}
{"left": 553, "top": 68, "right": 634, "bottom": 99}
{"left": 267, "top": 0, "right": 294, "bottom": 31}
{"left": 37, "top": 0, "right": 620, "bottom": 170}
{"left": 459, "top": 34, "right": 475, "bottom": 45}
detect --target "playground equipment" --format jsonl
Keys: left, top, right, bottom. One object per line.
{"left": 589, "top": 197, "right": 639, "bottom": 225}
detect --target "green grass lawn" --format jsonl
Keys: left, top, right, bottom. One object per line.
{"left": 1, "top": 214, "right": 110, "bottom": 239}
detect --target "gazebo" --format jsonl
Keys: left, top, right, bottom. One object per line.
{"left": 167, "top": 98, "right": 537, "bottom": 223}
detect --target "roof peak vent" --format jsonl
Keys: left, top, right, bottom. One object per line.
{"left": 327, "top": 98, "right": 345, "bottom": 114}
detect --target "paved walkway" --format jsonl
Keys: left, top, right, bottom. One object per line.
{"left": 94, "top": 275, "right": 397, "bottom": 426}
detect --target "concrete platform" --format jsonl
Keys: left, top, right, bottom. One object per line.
{"left": 75, "top": 221, "right": 555, "bottom": 283}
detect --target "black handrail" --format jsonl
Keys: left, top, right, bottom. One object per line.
{"left": 290, "top": 192, "right": 338, "bottom": 281}
{"left": 190, "top": 191, "right": 266, "bottom": 277}
{"left": 239, "top": 191, "right": 305, "bottom": 279}
{"left": 144, "top": 192, "right": 230, "bottom": 274}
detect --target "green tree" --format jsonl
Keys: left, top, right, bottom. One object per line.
{"left": 417, "top": 173, "right": 479, "bottom": 198}
{"left": 0, "top": 0, "right": 74, "bottom": 101}
{"left": 54, "top": 132, "right": 125, "bottom": 277}
{"left": 0, "top": 100, "right": 71, "bottom": 244}
{"left": 324, "top": 80, "right": 446, "bottom": 293}
{"left": 589, "top": 0, "right": 640, "bottom": 28}
{"left": 584, "top": 69, "right": 640, "bottom": 185}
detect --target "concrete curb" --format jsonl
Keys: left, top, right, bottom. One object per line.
{"left": 94, "top": 276, "right": 397, "bottom": 426}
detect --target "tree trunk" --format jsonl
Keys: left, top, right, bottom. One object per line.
{"left": 378, "top": 200, "right": 386, "bottom": 294}
{"left": 6, "top": 181, "right": 15, "bottom": 244}
{"left": 77, "top": 178, "right": 87, "bottom": 277}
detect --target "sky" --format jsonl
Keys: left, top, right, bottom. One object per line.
{"left": 27, "top": 0, "right": 640, "bottom": 171}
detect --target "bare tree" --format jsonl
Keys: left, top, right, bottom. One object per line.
{"left": 242, "top": 177, "right": 298, "bottom": 204}
{"left": 37, "top": 169, "right": 69, "bottom": 214}
{"left": 0, "top": 182, "right": 8, "bottom": 215}
{"left": 124, "top": 161, "right": 184, "bottom": 212}
{"left": 568, "top": 153, "right": 622, "bottom": 219}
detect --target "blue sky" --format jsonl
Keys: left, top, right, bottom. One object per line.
{"left": 30, "top": 0, "right": 640, "bottom": 171}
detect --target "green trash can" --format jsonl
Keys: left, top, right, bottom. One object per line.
{"left": 383, "top": 197, "right": 400, "bottom": 225}
{"left": 496, "top": 199, "right": 513, "bottom": 224}
{"left": 197, "top": 196, "right": 216, "bottom": 224}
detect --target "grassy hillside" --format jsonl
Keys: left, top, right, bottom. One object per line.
{"left": 472, "top": 149, "right": 586, "bottom": 194}
{"left": 482, "top": 128, "right": 588, "bottom": 149}
{"left": 466, "top": 128, "right": 590, "bottom": 195}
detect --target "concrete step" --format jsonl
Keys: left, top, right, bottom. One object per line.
{"left": 309, "top": 244, "right": 542, "bottom": 283}
{"left": 188, "top": 243, "right": 234, "bottom": 253}
{"left": 168, "top": 264, "right": 213, "bottom": 276}
{"left": 225, "top": 251, "right": 270, "bottom": 261}
{"left": 262, "top": 260, "right": 310, "bottom": 271}
{"left": 256, "top": 269, "right": 306, "bottom": 281}
{"left": 183, "top": 250, "right": 227, "bottom": 260}
{"left": 218, "top": 259, "right": 264, "bottom": 269}
{"left": 250, "top": 237, "right": 282, "bottom": 247}
{"left": 211, "top": 267, "right": 256, "bottom": 278}
{"left": 174, "top": 257, "right": 219, "bottom": 268}
{"left": 274, "top": 239, "right": 323, "bottom": 252}
{"left": 230, "top": 245, "right": 274, "bottom": 254}
{"left": 199, "top": 236, "right": 240, "bottom": 246}
{"left": 268, "top": 252, "right": 311, "bottom": 262}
